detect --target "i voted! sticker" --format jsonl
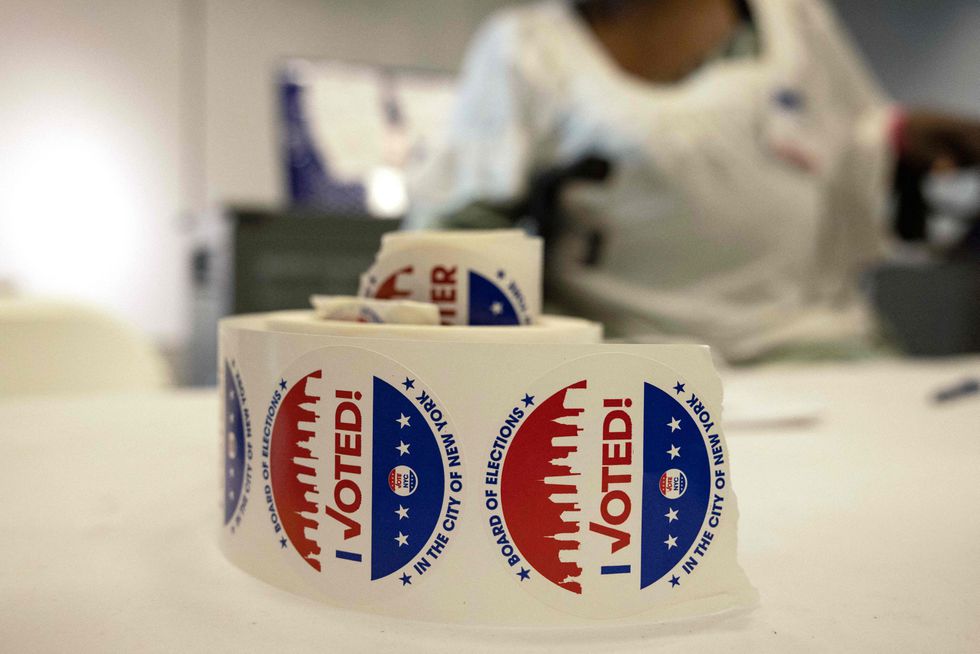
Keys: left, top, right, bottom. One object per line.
{"left": 481, "top": 354, "right": 730, "bottom": 618}
{"left": 259, "top": 347, "right": 465, "bottom": 603}
{"left": 223, "top": 358, "right": 254, "bottom": 533}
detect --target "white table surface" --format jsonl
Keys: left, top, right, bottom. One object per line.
{"left": 1, "top": 357, "right": 978, "bottom": 653}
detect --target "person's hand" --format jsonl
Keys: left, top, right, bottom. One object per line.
{"left": 900, "top": 110, "right": 980, "bottom": 173}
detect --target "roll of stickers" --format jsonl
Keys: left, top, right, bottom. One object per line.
{"left": 219, "top": 314, "right": 756, "bottom": 626}
{"left": 358, "top": 229, "right": 542, "bottom": 326}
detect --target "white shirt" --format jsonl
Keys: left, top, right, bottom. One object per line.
{"left": 408, "top": 0, "right": 895, "bottom": 362}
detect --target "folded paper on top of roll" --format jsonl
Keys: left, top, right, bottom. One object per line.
{"left": 358, "top": 229, "right": 542, "bottom": 326}
{"left": 310, "top": 295, "right": 440, "bottom": 325}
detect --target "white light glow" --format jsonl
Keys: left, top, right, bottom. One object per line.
{"left": 366, "top": 165, "right": 409, "bottom": 218}
{"left": 0, "top": 126, "right": 142, "bottom": 313}
{"left": 0, "top": 0, "right": 185, "bottom": 342}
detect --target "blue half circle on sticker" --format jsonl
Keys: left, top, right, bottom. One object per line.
{"left": 371, "top": 377, "right": 445, "bottom": 580}
{"left": 224, "top": 361, "right": 247, "bottom": 524}
{"left": 468, "top": 270, "right": 520, "bottom": 325}
{"left": 640, "top": 382, "right": 711, "bottom": 588}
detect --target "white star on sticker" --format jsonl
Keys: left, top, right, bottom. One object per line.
{"left": 396, "top": 413, "right": 411, "bottom": 429}
{"left": 490, "top": 301, "right": 503, "bottom": 316}
{"left": 228, "top": 490, "right": 234, "bottom": 500}
{"left": 665, "top": 507, "right": 679, "bottom": 522}
{"left": 395, "top": 532, "right": 409, "bottom": 547}
{"left": 668, "top": 417, "right": 681, "bottom": 432}
{"left": 395, "top": 505, "right": 409, "bottom": 520}
{"left": 228, "top": 413, "right": 234, "bottom": 424}
{"left": 228, "top": 390, "right": 234, "bottom": 400}
{"left": 664, "top": 535, "right": 678, "bottom": 549}
{"left": 228, "top": 468, "right": 235, "bottom": 478}
{"left": 667, "top": 444, "right": 681, "bottom": 459}
{"left": 396, "top": 441, "right": 411, "bottom": 456}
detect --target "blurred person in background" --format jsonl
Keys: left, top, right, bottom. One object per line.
{"left": 407, "top": 0, "right": 980, "bottom": 362}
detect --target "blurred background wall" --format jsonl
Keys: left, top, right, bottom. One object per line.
{"left": 0, "top": 0, "right": 184, "bottom": 343}
{"left": 831, "top": 0, "right": 980, "bottom": 114}
{"left": 0, "top": 0, "right": 512, "bottom": 351}
{"left": 0, "top": 0, "right": 977, "bottom": 355}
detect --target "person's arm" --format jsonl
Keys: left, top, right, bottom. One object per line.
{"left": 895, "top": 110, "right": 980, "bottom": 173}
{"left": 783, "top": 0, "right": 896, "bottom": 283}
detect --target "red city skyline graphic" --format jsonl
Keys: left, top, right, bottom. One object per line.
{"left": 270, "top": 371, "right": 322, "bottom": 571}
{"left": 372, "top": 266, "right": 413, "bottom": 300}
{"left": 502, "top": 380, "right": 587, "bottom": 594}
